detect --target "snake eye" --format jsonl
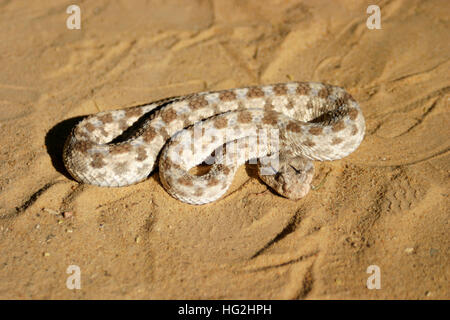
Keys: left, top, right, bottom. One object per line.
{"left": 289, "top": 164, "right": 302, "bottom": 174}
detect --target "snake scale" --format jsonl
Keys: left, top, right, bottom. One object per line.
{"left": 63, "top": 82, "right": 365, "bottom": 205}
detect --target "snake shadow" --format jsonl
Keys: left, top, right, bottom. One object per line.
{"left": 45, "top": 116, "right": 86, "bottom": 181}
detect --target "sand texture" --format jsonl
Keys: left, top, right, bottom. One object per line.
{"left": 0, "top": 0, "right": 448, "bottom": 299}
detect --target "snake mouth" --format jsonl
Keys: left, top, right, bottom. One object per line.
{"left": 289, "top": 164, "right": 303, "bottom": 174}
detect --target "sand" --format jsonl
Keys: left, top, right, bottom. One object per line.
{"left": 0, "top": 0, "right": 448, "bottom": 299}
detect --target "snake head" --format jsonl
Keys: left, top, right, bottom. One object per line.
{"left": 258, "top": 156, "right": 314, "bottom": 200}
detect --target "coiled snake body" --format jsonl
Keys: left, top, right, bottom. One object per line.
{"left": 63, "top": 82, "right": 365, "bottom": 205}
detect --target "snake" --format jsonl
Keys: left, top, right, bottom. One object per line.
{"left": 62, "top": 82, "right": 365, "bottom": 205}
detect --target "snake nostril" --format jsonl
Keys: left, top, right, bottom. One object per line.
{"left": 274, "top": 172, "right": 283, "bottom": 182}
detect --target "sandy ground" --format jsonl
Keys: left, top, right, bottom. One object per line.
{"left": 0, "top": 0, "right": 448, "bottom": 299}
